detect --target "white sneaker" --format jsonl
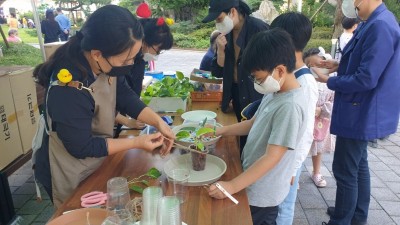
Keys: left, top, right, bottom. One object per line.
{"left": 312, "top": 173, "right": 327, "bottom": 188}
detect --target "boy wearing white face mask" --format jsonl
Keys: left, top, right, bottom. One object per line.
{"left": 207, "top": 28, "right": 307, "bottom": 225}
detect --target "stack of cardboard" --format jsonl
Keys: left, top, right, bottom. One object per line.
{"left": 0, "top": 67, "right": 40, "bottom": 170}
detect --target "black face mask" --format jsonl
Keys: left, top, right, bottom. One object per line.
{"left": 97, "top": 58, "right": 134, "bottom": 77}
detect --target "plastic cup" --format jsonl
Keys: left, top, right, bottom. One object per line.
{"left": 141, "top": 186, "right": 163, "bottom": 225}
{"left": 106, "top": 177, "right": 130, "bottom": 214}
{"left": 157, "top": 196, "right": 182, "bottom": 225}
{"left": 167, "top": 168, "right": 190, "bottom": 203}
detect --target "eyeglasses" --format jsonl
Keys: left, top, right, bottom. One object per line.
{"left": 151, "top": 46, "right": 165, "bottom": 55}
{"left": 248, "top": 74, "right": 264, "bottom": 85}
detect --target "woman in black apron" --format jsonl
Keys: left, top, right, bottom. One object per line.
{"left": 33, "top": 5, "right": 174, "bottom": 208}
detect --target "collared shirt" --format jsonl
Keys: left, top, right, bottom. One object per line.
{"left": 55, "top": 13, "right": 71, "bottom": 31}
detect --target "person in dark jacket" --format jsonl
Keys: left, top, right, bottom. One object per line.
{"left": 41, "top": 9, "right": 61, "bottom": 43}
{"left": 200, "top": 30, "right": 221, "bottom": 71}
{"left": 314, "top": 0, "right": 400, "bottom": 224}
{"left": 202, "top": 0, "right": 269, "bottom": 122}
{"left": 114, "top": 17, "right": 173, "bottom": 136}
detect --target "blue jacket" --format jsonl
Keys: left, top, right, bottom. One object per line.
{"left": 327, "top": 4, "right": 400, "bottom": 141}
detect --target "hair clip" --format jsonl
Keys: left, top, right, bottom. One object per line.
{"left": 157, "top": 17, "right": 165, "bottom": 26}
{"left": 165, "top": 18, "right": 174, "bottom": 26}
{"left": 136, "top": 2, "right": 152, "bottom": 18}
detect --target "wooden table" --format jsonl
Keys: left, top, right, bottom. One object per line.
{"left": 52, "top": 102, "right": 252, "bottom": 225}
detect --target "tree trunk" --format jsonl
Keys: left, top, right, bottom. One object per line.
{"left": 332, "top": 0, "right": 344, "bottom": 39}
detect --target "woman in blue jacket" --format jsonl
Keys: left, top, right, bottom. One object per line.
{"left": 314, "top": 0, "right": 400, "bottom": 224}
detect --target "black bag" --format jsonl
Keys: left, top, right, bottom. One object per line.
{"left": 241, "top": 99, "right": 262, "bottom": 121}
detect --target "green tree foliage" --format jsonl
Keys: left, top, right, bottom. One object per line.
{"left": 303, "top": 0, "right": 336, "bottom": 27}
{"left": 118, "top": 0, "right": 142, "bottom": 14}
{"left": 385, "top": 0, "right": 400, "bottom": 20}
{"left": 148, "top": 0, "right": 209, "bottom": 21}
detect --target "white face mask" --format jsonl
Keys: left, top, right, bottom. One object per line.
{"left": 216, "top": 13, "right": 234, "bottom": 34}
{"left": 253, "top": 70, "right": 281, "bottom": 94}
{"left": 342, "top": 0, "right": 363, "bottom": 19}
{"left": 143, "top": 52, "right": 158, "bottom": 62}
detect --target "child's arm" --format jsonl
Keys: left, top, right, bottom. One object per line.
{"left": 208, "top": 144, "right": 287, "bottom": 199}
{"left": 319, "top": 89, "right": 334, "bottom": 119}
{"left": 216, "top": 117, "right": 255, "bottom": 137}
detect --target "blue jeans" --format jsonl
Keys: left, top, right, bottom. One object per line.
{"left": 328, "top": 136, "right": 370, "bottom": 225}
{"left": 276, "top": 167, "right": 301, "bottom": 225}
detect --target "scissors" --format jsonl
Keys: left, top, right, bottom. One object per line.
{"left": 81, "top": 191, "right": 108, "bottom": 208}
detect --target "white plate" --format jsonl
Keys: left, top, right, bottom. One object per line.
{"left": 181, "top": 110, "right": 217, "bottom": 122}
{"left": 164, "top": 154, "right": 227, "bottom": 186}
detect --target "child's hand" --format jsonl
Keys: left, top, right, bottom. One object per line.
{"left": 315, "top": 107, "right": 322, "bottom": 117}
{"left": 208, "top": 181, "right": 235, "bottom": 199}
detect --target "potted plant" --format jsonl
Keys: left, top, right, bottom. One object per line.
{"left": 175, "top": 119, "right": 215, "bottom": 171}
{"left": 141, "top": 71, "right": 194, "bottom": 113}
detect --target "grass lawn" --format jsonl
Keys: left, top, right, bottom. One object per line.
{"left": 0, "top": 41, "right": 42, "bottom": 66}
{"left": 1, "top": 24, "right": 39, "bottom": 43}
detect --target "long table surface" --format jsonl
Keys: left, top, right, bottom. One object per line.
{"left": 52, "top": 102, "right": 252, "bottom": 225}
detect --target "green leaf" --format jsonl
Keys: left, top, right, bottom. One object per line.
{"left": 180, "top": 126, "right": 196, "bottom": 131}
{"left": 197, "top": 142, "right": 205, "bottom": 151}
{"left": 141, "top": 96, "right": 152, "bottom": 105}
{"left": 176, "top": 130, "right": 191, "bottom": 140}
{"left": 176, "top": 71, "right": 184, "bottom": 80}
{"left": 141, "top": 180, "right": 150, "bottom": 186}
{"left": 176, "top": 109, "right": 185, "bottom": 114}
{"left": 130, "top": 185, "right": 144, "bottom": 194}
{"left": 196, "top": 127, "right": 215, "bottom": 137}
{"left": 146, "top": 167, "right": 162, "bottom": 179}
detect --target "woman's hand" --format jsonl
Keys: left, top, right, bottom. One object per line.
{"left": 216, "top": 34, "right": 227, "bottom": 52}
{"left": 135, "top": 132, "right": 165, "bottom": 152}
{"left": 155, "top": 121, "right": 175, "bottom": 156}
{"left": 319, "top": 59, "right": 339, "bottom": 73}
{"left": 208, "top": 181, "right": 235, "bottom": 200}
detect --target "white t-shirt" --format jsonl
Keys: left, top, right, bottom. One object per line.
{"left": 335, "top": 32, "right": 354, "bottom": 61}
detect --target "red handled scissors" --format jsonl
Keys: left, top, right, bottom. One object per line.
{"left": 81, "top": 191, "right": 108, "bottom": 208}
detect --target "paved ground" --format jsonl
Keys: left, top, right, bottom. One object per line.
{"left": 8, "top": 48, "right": 400, "bottom": 224}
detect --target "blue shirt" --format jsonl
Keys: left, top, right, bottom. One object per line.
{"left": 327, "top": 3, "right": 400, "bottom": 140}
{"left": 55, "top": 13, "right": 71, "bottom": 31}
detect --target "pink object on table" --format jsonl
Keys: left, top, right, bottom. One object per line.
{"left": 80, "top": 191, "right": 108, "bottom": 208}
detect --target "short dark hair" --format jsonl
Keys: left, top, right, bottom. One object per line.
{"left": 270, "top": 12, "right": 312, "bottom": 51}
{"left": 242, "top": 28, "right": 296, "bottom": 73}
{"left": 8, "top": 29, "right": 17, "bottom": 36}
{"left": 34, "top": 5, "right": 144, "bottom": 87}
{"left": 341, "top": 17, "right": 359, "bottom": 30}
{"left": 303, "top": 48, "right": 320, "bottom": 61}
{"left": 45, "top": 9, "right": 55, "bottom": 21}
{"left": 56, "top": 7, "right": 62, "bottom": 12}
{"left": 139, "top": 18, "right": 173, "bottom": 51}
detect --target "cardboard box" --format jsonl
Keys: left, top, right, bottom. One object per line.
{"left": 44, "top": 42, "right": 66, "bottom": 60}
{"left": 8, "top": 68, "right": 40, "bottom": 153}
{"left": 147, "top": 97, "right": 187, "bottom": 113}
{"left": 190, "top": 69, "right": 223, "bottom": 84}
{"left": 0, "top": 73, "right": 23, "bottom": 170}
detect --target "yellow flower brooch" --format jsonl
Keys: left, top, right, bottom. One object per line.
{"left": 57, "top": 69, "right": 73, "bottom": 84}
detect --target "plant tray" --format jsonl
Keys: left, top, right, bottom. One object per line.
{"left": 146, "top": 97, "right": 187, "bottom": 113}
